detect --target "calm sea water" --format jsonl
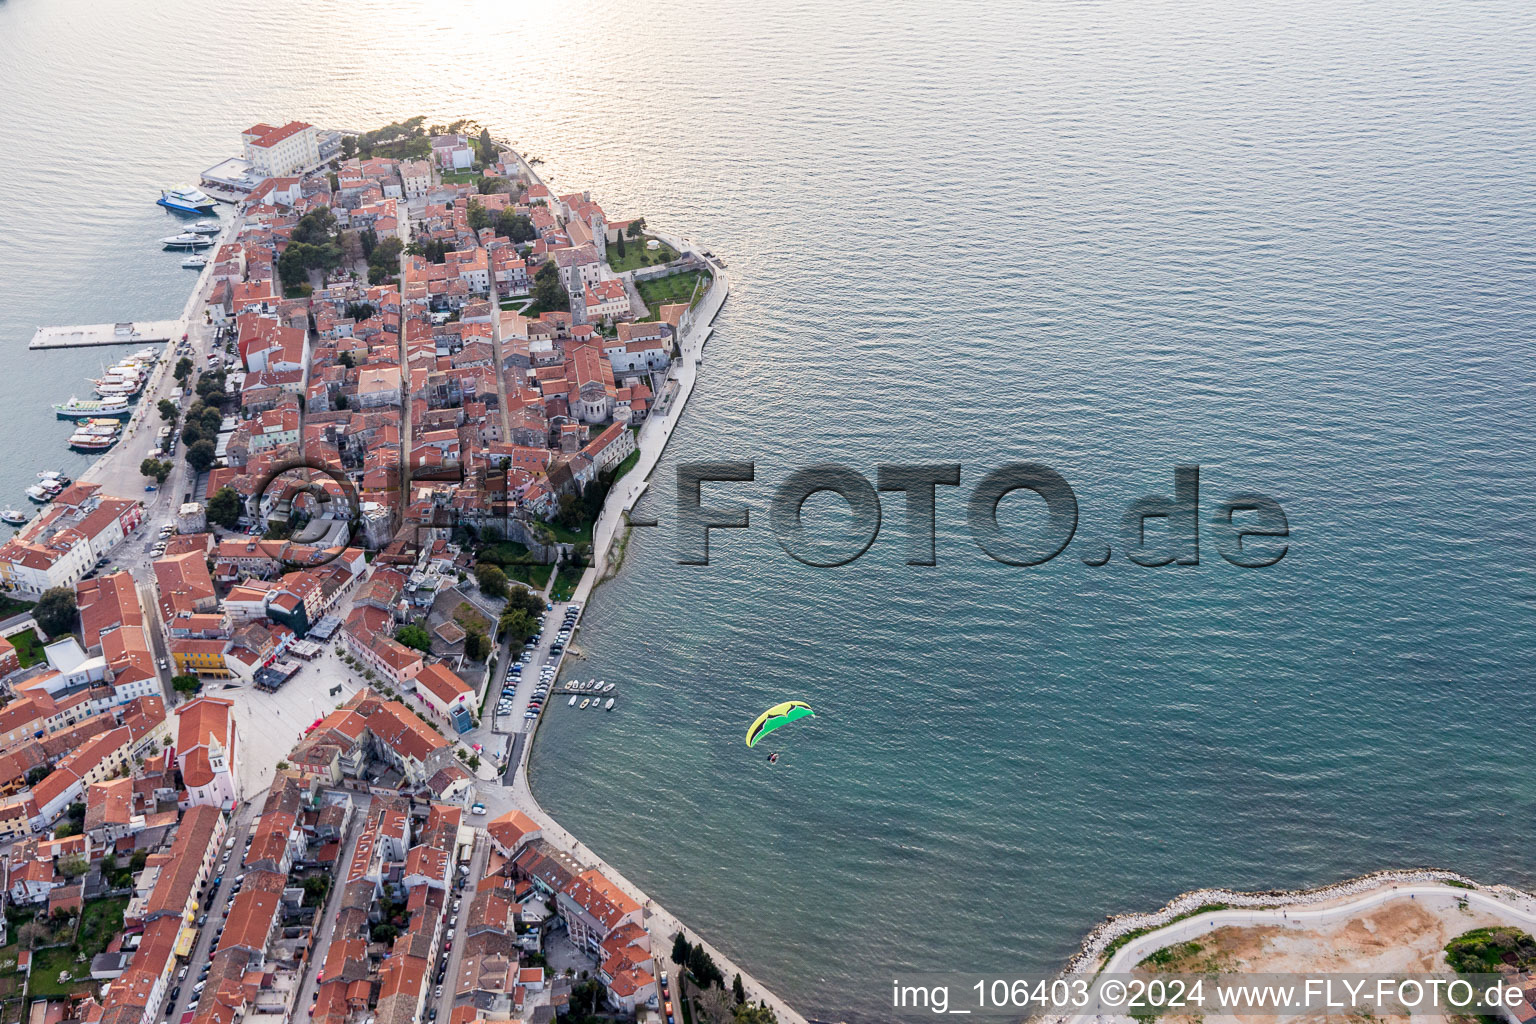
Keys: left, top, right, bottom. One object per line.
{"left": 4, "top": 1, "right": 1535, "bottom": 1019}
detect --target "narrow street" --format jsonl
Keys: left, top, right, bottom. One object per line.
{"left": 290, "top": 794, "right": 372, "bottom": 1013}
{"left": 431, "top": 833, "right": 488, "bottom": 1022}
{"left": 163, "top": 796, "right": 263, "bottom": 1023}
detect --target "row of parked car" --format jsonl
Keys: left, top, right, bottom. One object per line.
{"left": 496, "top": 603, "right": 581, "bottom": 723}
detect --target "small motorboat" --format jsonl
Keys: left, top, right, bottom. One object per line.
{"left": 190, "top": 220, "right": 221, "bottom": 235}
{"left": 181, "top": 255, "right": 208, "bottom": 269}
{"left": 579, "top": 699, "right": 589, "bottom": 710}
{"left": 604, "top": 698, "right": 615, "bottom": 710}
{"left": 568, "top": 695, "right": 577, "bottom": 707}
{"left": 603, "top": 682, "right": 615, "bottom": 693}
{"left": 0, "top": 509, "right": 28, "bottom": 526}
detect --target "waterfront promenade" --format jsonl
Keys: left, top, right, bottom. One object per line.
{"left": 470, "top": 165, "right": 805, "bottom": 1019}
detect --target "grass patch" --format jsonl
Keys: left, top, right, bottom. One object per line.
{"left": 606, "top": 235, "right": 679, "bottom": 274}
{"left": 27, "top": 946, "right": 91, "bottom": 998}
{"left": 546, "top": 519, "right": 591, "bottom": 545}
{"left": 636, "top": 270, "right": 710, "bottom": 320}
{"left": 0, "top": 596, "right": 35, "bottom": 620}
{"left": 505, "top": 562, "right": 554, "bottom": 590}
{"left": 1140, "top": 940, "right": 1203, "bottom": 968}
{"left": 9, "top": 628, "right": 45, "bottom": 668}
{"left": 479, "top": 541, "right": 532, "bottom": 563}
{"left": 478, "top": 542, "right": 553, "bottom": 591}
{"left": 1445, "top": 879, "right": 1476, "bottom": 890}
{"left": 453, "top": 602, "right": 492, "bottom": 634}
{"left": 77, "top": 897, "right": 127, "bottom": 956}
{"left": 441, "top": 169, "right": 482, "bottom": 184}
{"left": 1099, "top": 904, "right": 1230, "bottom": 969}
{"left": 550, "top": 565, "right": 583, "bottom": 602}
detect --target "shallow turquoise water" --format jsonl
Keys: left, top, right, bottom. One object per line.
{"left": 2, "top": 1, "right": 1534, "bottom": 1019}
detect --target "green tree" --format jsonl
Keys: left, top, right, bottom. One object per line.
{"left": 35, "top": 587, "right": 78, "bottom": 638}
{"left": 475, "top": 563, "right": 508, "bottom": 599}
{"left": 466, "top": 199, "right": 490, "bottom": 233}
{"left": 196, "top": 371, "right": 228, "bottom": 405}
{"left": 394, "top": 624, "right": 431, "bottom": 653}
{"left": 186, "top": 440, "right": 217, "bottom": 473}
{"left": 207, "top": 487, "right": 243, "bottom": 529}
{"left": 533, "top": 261, "right": 568, "bottom": 311}
{"left": 733, "top": 974, "right": 746, "bottom": 1005}
{"left": 174, "top": 357, "right": 194, "bottom": 382}
{"left": 495, "top": 210, "right": 535, "bottom": 243}
{"left": 26, "top": 764, "right": 51, "bottom": 786}
{"left": 734, "top": 1005, "right": 777, "bottom": 1024}
{"left": 340, "top": 135, "right": 358, "bottom": 160}
{"left": 615, "top": 231, "right": 626, "bottom": 259}
{"left": 671, "top": 932, "right": 691, "bottom": 968}
{"left": 627, "top": 218, "right": 646, "bottom": 238}
{"left": 292, "top": 206, "right": 339, "bottom": 246}
{"left": 688, "top": 943, "right": 723, "bottom": 988}
{"left": 140, "top": 458, "right": 170, "bottom": 484}
{"left": 158, "top": 398, "right": 178, "bottom": 422}
{"left": 172, "top": 674, "right": 201, "bottom": 695}
{"left": 464, "top": 629, "right": 489, "bottom": 661}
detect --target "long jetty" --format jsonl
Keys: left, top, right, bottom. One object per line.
{"left": 30, "top": 319, "right": 183, "bottom": 351}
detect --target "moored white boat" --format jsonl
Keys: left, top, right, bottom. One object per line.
{"left": 54, "top": 395, "right": 131, "bottom": 419}
{"left": 157, "top": 186, "right": 217, "bottom": 213}
{"left": 161, "top": 232, "right": 213, "bottom": 250}
{"left": 0, "top": 509, "right": 29, "bottom": 526}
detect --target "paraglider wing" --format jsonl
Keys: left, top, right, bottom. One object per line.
{"left": 745, "top": 700, "right": 814, "bottom": 747}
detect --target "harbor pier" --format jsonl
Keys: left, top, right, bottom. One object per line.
{"left": 30, "top": 319, "right": 182, "bottom": 351}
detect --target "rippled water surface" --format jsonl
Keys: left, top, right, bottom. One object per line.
{"left": 3, "top": 1, "right": 1535, "bottom": 1019}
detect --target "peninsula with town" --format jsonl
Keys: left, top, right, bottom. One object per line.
{"left": 0, "top": 116, "right": 789, "bottom": 1024}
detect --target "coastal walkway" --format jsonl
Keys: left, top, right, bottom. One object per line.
{"left": 487, "top": 149, "right": 807, "bottom": 1024}
{"left": 29, "top": 319, "right": 183, "bottom": 350}
{"left": 1090, "top": 875, "right": 1536, "bottom": 977}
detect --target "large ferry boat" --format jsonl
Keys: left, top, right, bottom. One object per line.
{"left": 54, "top": 395, "right": 131, "bottom": 420}
{"left": 157, "top": 186, "right": 218, "bottom": 214}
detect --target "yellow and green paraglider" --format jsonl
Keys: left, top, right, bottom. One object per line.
{"left": 746, "top": 701, "right": 814, "bottom": 759}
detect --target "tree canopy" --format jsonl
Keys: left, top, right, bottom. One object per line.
{"left": 395, "top": 624, "right": 431, "bottom": 653}
{"left": 207, "top": 487, "right": 243, "bottom": 529}
{"left": 35, "top": 587, "right": 77, "bottom": 638}
{"left": 533, "top": 261, "right": 568, "bottom": 311}
{"left": 496, "top": 209, "right": 535, "bottom": 243}
{"left": 186, "top": 439, "right": 217, "bottom": 473}
{"left": 475, "top": 563, "right": 508, "bottom": 598}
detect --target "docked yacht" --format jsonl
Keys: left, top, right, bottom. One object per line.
{"left": 0, "top": 509, "right": 29, "bottom": 527}
{"left": 181, "top": 255, "right": 209, "bottom": 269}
{"left": 190, "top": 219, "right": 221, "bottom": 234}
{"left": 161, "top": 232, "right": 214, "bottom": 250}
{"left": 157, "top": 186, "right": 217, "bottom": 214}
